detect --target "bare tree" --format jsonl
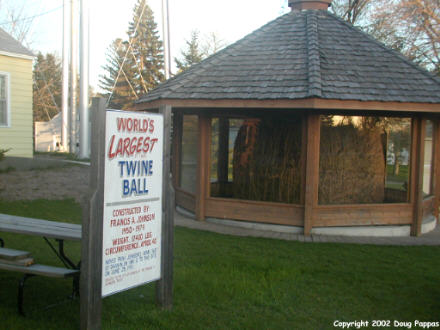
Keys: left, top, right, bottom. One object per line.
{"left": 331, "top": 0, "right": 373, "bottom": 25}
{"left": 201, "top": 32, "right": 226, "bottom": 57}
{"left": 0, "top": 0, "right": 35, "bottom": 47}
{"left": 368, "top": 0, "right": 440, "bottom": 75}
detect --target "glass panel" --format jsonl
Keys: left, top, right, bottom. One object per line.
{"left": 0, "top": 100, "right": 5, "bottom": 125}
{"left": 0, "top": 75, "right": 6, "bottom": 125}
{"left": 180, "top": 115, "right": 198, "bottom": 194}
{"left": 210, "top": 115, "right": 303, "bottom": 204}
{"left": 319, "top": 116, "right": 411, "bottom": 204}
{"left": 0, "top": 75, "right": 5, "bottom": 100}
{"left": 423, "top": 120, "right": 434, "bottom": 196}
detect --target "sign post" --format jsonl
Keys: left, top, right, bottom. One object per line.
{"left": 81, "top": 98, "right": 173, "bottom": 329}
{"left": 80, "top": 98, "right": 106, "bottom": 329}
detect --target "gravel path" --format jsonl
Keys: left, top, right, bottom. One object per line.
{"left": 0, "top": 165, "right": 90, "bottom": 204}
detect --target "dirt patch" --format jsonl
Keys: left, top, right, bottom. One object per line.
{"left": 0, "top": 165, "right": 90, "bottom": 204}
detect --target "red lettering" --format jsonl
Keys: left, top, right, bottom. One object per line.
{"left": 116, "top": 138, "right": 123, "bottom": 157}
{"left": 150, "top": 138, "right": 158, "bottom": 152}
{"left": 108, "top": 135, "right": 116, "bottom": 159}
{"left": 136, "top": 136, "right": 143, "bottom": 153}
{"left": 143, "top": 137, "right": 150, "bottom": 153}
{"left": 123, "top": 137, "right": 130, "bottom": 155}
{"left": 130, "top": 137, "right": 137, "bottom": 154}
{"left": 116, "top": 118, "right": 126, "bottom": 131}
{"left": 149, "top": 119, "right": 154, "bottom": 133}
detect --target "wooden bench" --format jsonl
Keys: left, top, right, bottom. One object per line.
{"left": 0, "top": 247, "right": 79, "bottom": 315}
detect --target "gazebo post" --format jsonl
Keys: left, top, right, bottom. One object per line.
{"left": 434, "top": 119, "right": 440, "bottom": 223}
{"left": 172, "top": 112, "right": 183, "bottom": 188}
{"left": 218, "top": 118, "right": 230, "bottom": 196}
{"left": 411, "top": 116, "right": 426, "bottom": 236}
{"left": 300, "top": 115, "right": 308, "bottom": 205}
{"left": 304, "top": 114, "right": 321, "bottom": 235}
{"left": 195, "top": 115, "right": 211, "bottom": 221}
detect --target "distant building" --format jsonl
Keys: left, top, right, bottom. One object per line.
{"left": 35, "top": 112, "right": 62, "bottom": 152}
{"left": 0, "top": 28, "right": 34, "bottom": 158}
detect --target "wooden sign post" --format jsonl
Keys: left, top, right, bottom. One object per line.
{"left": 80, "top": 98, "right": 174, "bottom": 329}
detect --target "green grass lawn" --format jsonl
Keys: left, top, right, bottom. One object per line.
{"left": 0, "top": 199, "right": 439, "bottom": 329}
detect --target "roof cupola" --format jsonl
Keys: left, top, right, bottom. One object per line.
{"left": 288, "top": 0, "right": 331, "bottom": 10}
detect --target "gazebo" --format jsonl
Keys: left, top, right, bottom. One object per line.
{"left": 135, "top": 0, "right": 440, "bottom": 236}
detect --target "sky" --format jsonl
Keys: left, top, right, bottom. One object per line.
{"left": 0, "top": 0, "right": 289, "bottom": 92}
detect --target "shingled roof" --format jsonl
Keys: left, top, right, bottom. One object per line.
{"left": 0, "top": 27, "right": 34, "bottom": 58}
{"left": 138, "top": 9, "right": 440, "bottom": 106}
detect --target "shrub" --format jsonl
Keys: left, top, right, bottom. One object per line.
{"left": 0, "top": 148, "right": 10, "bottom": 161}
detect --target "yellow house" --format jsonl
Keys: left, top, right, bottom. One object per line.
{"left": 0, "top": 28, "right": 33, "bottom": 158}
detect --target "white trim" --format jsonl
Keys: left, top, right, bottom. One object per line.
{"left": 0, "top": 71, "right": 11, "bottom": 128}
{"left": 0, "top": 50, "right": 34, "bottom": 60}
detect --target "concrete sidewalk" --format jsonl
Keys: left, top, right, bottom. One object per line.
{"left": 174, "top": 211, "right": 440, "bottom": 246}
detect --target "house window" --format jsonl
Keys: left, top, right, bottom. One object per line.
{"left": 0, "top": 73, "right": 10, "bottom": 127}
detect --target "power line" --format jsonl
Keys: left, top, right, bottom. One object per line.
{"left": 0, "top": 5, "right": 62, "bottom": 26}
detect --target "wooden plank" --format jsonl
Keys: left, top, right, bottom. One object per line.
{"left": 195, "top": 115, "right": 210, "bottom": 221}
{"left": 156, "top": 104, "right": 175, "bottom": 310}
{"left": 314, "top": 204, "right": 413, "bottom": 226}
{"left": 411, "top": 117, "right": 425, "bottom": 236}
{"left": 80, "top": 97, "right": 106, "bottom": 329}
{"left": 0, "top": 263, "right": 78, "bottom": 278}
{"left": 0, "top": 247, "right": 30, "bottom": 260}
{"left": 0, "top": 214, "right": 81, "bottom": 240}
{"left": 175, "top": 188, "right": 196, "bottom": 213}
{"left": 304, "top": 114, "right": 321, "bottom": 235}
{"left": 133, "top": 98, "right": 440, "bottom": 113}
{"left": 205, "top": 198, "right": 304, "bottom": 226}
{"left": 0, "top": 257, "right": 34, "bottom": 266}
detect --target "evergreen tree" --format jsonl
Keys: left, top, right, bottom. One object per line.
{"left": 175, "top": 30, "right": 205, "bottom": 73}
{"left": 99, "top": 38, "right": 137, "bottom": 109}
{"left": 100, "top": 0, "right": 164, "bottom": 108}
{"left": 33, "top": 52, "right": 62, "bottom": 121}
{"left": 128, "top": 0, "right": 164, "bottom": 96}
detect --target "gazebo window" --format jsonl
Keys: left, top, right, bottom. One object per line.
{"left": 210, "top": 115, "right": 303, "bottom": 204}
{"left": 319, "top": 115, "right": 412, "bottom": 204}
{"left": 423, "top": 120, "right": 434, "bottom": 197}
{"left": 180, "top": 115, "right": 198, "bottom": 194}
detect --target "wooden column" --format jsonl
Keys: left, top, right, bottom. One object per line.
{"left": 80, "top": 98, "right": 106, "bottom": 329}
{"left": 156, "top": 104, "right": 175, "bottom": 309}
{"left": 172, "top": 112, "right": 183, "bottom": 188}
{"left": 195, "top": 115, "right": 211, "bottom": 221}
{"left": 218, "top": 118, "right": 229, "bottom": 196}
{"left": 304, "top": 114, "right": 321, "bottom": 236}
{"left": 411, "top": 116, "right": 426, "bottom": 236}
{"left": 300, "top": 115, "right": 308, "bottom": 205}
{"left": 434, "top": 119, "right": 440, "bottom": 222}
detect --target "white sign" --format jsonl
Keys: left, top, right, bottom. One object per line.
{"left": 102, "top": 110, "right": 163, "bottom": 297}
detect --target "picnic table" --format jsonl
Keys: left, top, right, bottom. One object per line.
{"left": 0, "top": 213, "right": 82, "bottom": 314}
{"left": 0, "top": 213, "right": 81, "bottom": 267}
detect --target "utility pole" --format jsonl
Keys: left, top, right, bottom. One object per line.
{"left": 79, "top": 0, "right": 90, "bottom": 159}
{"left": 162, "top": 0, "right": 171, "bottom": 79}
{"left": 70, "top": 0, "right": 78, "bottom": 153}
{"left": 62, "top": 0, "right": 70, "bottom": 152}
